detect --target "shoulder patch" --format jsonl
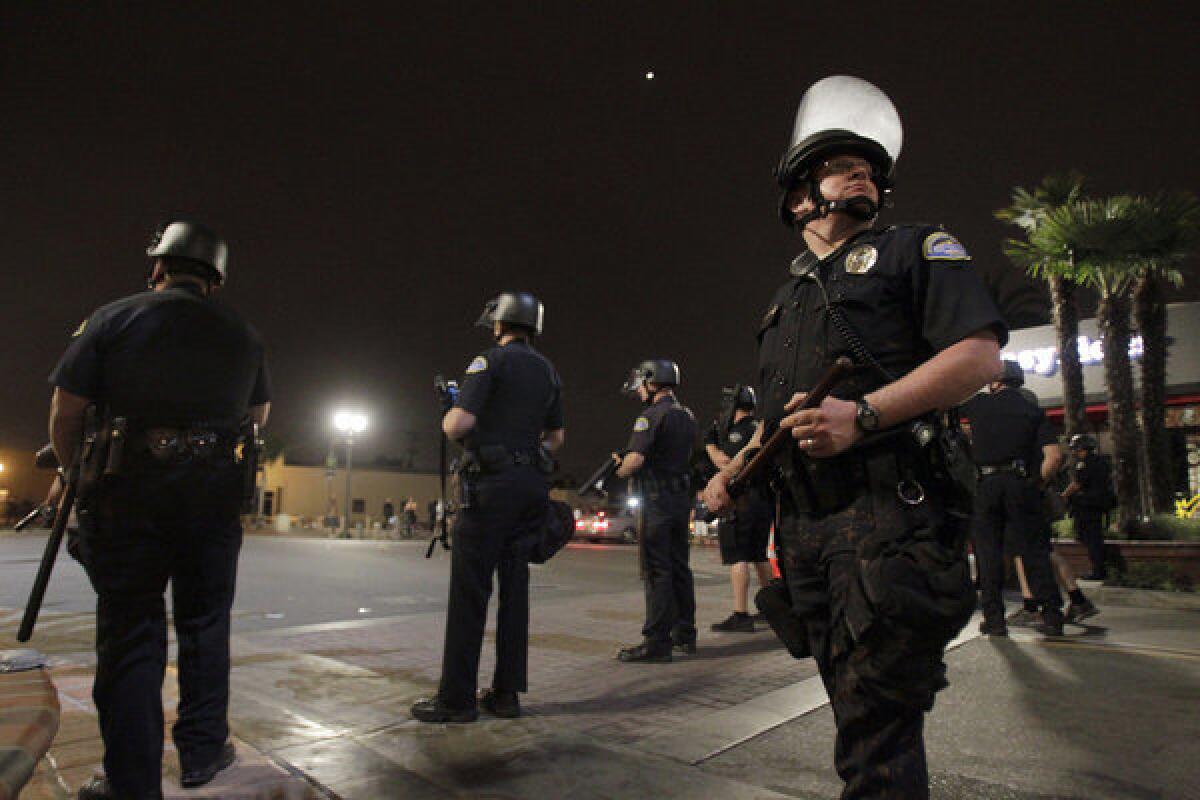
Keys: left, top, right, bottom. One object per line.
{"left": 72, "top": 318, "right": 88, "bottom": 338}
{"left": 922, "top": 231, "right": 971, "bottom": 262}
{"left": 466, "top": 356, "right": 488, "bottom": 375}
{"left": 633, "top": 416, "right": 650, "bottom": 432}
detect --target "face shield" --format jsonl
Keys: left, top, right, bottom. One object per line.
{"left": 621, "top": 369, "right": 646, "bottom": 396}
{"left": 781, "top": 75, "right": 903, "bottom": 183}
{"left": 475, "top": 298, "right": 499, "bottom": 329}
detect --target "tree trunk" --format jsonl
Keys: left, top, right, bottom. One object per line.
{"left": 1049, "top": 275, "right": 1087, "bottom": 437}
{"left": 1134, "top": 271, "right": 1173, "bottom": 513}
{"left": 1097, "top": 290, "right": 1141, "bottom": 531}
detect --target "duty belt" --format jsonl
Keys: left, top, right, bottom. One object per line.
{"left": 979, "top": 460, "right": 1026, "bottom": 477}
{"left": 134, "top": 427, "right": 241, "bottom": 466}
{"left": 639, "top": 473, "right": 690, "bottom": 495}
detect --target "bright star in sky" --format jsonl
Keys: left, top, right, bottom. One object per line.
{"left": 645, "top": 70, "right": 655, "bottom": 80}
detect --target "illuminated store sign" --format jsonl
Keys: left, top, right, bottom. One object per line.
{"left": 1005, "top": 335, "right": 1144, "bottom": 377}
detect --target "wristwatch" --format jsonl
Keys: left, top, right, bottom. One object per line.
{"left": 855, "top": 398, "right": 880, "bottom": 432}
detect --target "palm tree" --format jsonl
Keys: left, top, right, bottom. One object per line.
{"left": 997, "top": 173, "right": 1089, "bottom": 437}
{"left": 1129, "top": 192, "right": 1200, "bottom": 512}
{"left": 1013, "top": 196, "right": 1144, "bottom": 529}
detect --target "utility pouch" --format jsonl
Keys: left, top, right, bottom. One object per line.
{"left": 454, "top": 452, "right": 479, "bottom": 510}
{"left": 103, "top": 417, "right": 127, "bottom": 478}
{"left": 238, "top": 420, "right": 262, "bottom": 514}
{"left": 755, "top": 581, "right": 812, "bottom": 659}
{"left": 76, "top": 407, "right": 108, "bottom": 494}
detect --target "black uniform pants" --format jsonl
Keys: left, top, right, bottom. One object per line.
{"left": 971, "top": 474, "right": 1062, "bottom": 623}
{"left": 639, "top": 491, "right": 696, "bottom": 645}
{"left": 778, "top": 489, "right": 946, "bottom": 800}
{"left": 437, "top": 466, "right": 546, "bottom": 709}
{"left": 77, "top": 466, "right": 243, "bottom": 800}
{"left": 1073, "top": 509, "right": 1106, "bottom": 577}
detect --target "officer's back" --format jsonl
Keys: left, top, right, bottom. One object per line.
{"left": 463, "top": 340, "right": 559, "bottom": 456}
{"left": 965, "top": 387, "right": 1048, "bottom": 467}
{"left": 64, "top": 286, "right": 265, "bottom": 426}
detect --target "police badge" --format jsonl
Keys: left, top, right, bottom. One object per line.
{"left": 844, "top": 244, "right": 877, "bottom": 275}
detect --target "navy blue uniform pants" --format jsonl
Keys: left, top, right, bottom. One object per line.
{"left": 1072, "top": 510, "right": 1106, "bottom": 577}
{"left": 77, "top": 467, "right": 243, "bottom": 800}
{"left": 639, "top": 491, "right": 696, "bottom": 645}
{"left": 971, "top": 474, "right": 1062, "bottom": 623}
{"left": 437, "top": 466, "right": 546, "bottom": 709}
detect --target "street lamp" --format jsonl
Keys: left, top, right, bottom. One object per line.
{"left": 333, "top": 410, "right": 368, "bottom": 538}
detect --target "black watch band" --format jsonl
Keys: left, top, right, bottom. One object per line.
{"left": 855, "top": 398, "right": 880, "bottom": 432}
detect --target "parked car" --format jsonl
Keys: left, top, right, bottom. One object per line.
{"left": 574, "top": 503, "right": 638, "bottom": 544}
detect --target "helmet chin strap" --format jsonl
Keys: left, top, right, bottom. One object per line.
{"left": 793, "top": 193, "right": 879, "bottom": 229}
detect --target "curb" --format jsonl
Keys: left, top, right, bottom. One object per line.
{"left": 1082, "top": 584, "right": 1200, "bottom": 611}
{"left": 0, "top": 668, "right": 60, "bottom": 800}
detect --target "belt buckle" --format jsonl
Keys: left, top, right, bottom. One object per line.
{"left": 147, "top": 428, "right": 180, "bottom": 463}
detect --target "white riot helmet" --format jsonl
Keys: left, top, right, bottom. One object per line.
{"left": 775, "top": 76, "right": 903, "bottom": 227}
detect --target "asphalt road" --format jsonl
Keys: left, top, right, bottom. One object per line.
{"left": 0, "top": 532, "right": 727, "bottom": 635}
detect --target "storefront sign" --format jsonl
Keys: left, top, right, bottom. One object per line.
{"left": 1005, "top": 335, "right": 1145, "bottom": 377}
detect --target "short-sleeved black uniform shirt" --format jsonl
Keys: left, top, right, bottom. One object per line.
{"left": 49, "top": 284, "right": 270, "bottom": 425}
{"left": 755, "top": 225, "right": 1007, "bottom": 437}
{"left": 1071, "top": 453, "right": 1113, "bottom": 512}
{"left": 705, "top": 415, "right": 758, "bottom": 461}
{"left": 456, "top": 340, "right": 563, "bottom": 453}
{"left": 962, "top": 388, "right": 1056, "bottom": 467}
{"left": 625, "top": 395, "right": 698, "bottom": 480}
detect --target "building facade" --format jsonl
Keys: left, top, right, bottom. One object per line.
{"left": 1002, "top": 302, "right": 1200, "bottom": 498}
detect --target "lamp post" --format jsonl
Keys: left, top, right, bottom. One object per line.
{"left": 333, "top": 410, "right": 368, "bottom": 538}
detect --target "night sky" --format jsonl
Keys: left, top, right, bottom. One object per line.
{"left": 3, "top": 4, "right": 1198, "bottom": 477}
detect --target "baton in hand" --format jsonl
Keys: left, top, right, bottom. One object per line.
{"left": 727, "top": 356, "right": 856, "bottom": 498}
{"left": 17, "top": 464, "right": 78, "bottom": 642}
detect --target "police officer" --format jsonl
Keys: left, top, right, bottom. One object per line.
{"left": 704, "top": 76, "right": 1005, "bottom": 799}
{"left": 615, "top": 360, "right": 698, "bottom": 662}
{"left": 48, "top": 221, "right": 270, "bottom": 800}
{"left": 412, "top": 291, "right": 564, "bottom": 723}
{"left": 1062, "top": 434, "right": 1112, "bottom": 580}
{"left": 704, "top": 386, "right": 773, "bottom": 632}
{"left": 962, "top": 361, "right": 1065, "bottom": 637}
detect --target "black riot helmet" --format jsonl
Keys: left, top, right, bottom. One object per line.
{"left": 999, "top": 360, "right": 1025, "bottom": 387}
{"left": 475, "top": 291, "right": 544, "bottom": 335}
{"left": 146, "top": 220, "right": 228, "bottom": 285}
{"left": 1069, "top": 434, "right": 1098, "bottom": 452}
{"left": 775, "top": 76, "right": 903, "bottom": 227}
{"left": 622, "top": 359, "right": 681, "bottom": 396}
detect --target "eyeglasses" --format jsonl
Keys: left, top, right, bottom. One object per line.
{"left": 817, "top": 158, "right": 880, "bottom": 178}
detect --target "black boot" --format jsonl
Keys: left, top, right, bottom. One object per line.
{"left": 180, "top": 741, "right": 237, "bottom": 788}
{"left": 410, "top": 697, "right": 479, "bottom": 723}
{"left": 1034, "top": 611, "right": 1064, "bottom": 637}
{"left": 711, "top": 612, "right": 755, "bottom": 633}
{"left": 479, "top": 688, "right": 521, "bottom": 718}
{"left": 979, "top": 618, "right": 1008, "bottom": 637}
{"left": 77, "top": 776, "right": 163, "bottom": 800}
{"left": 617, "top": 641, "right": 672, "bottom": 663}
